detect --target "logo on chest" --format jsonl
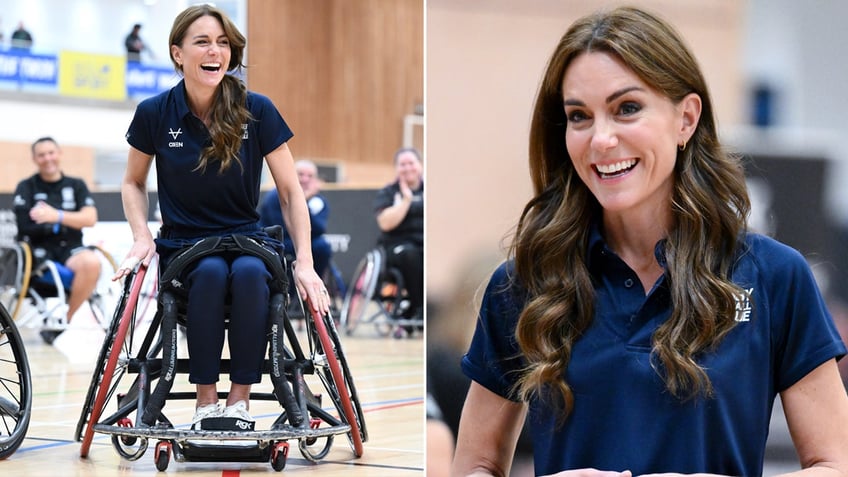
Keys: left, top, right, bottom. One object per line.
{"left": 168, "top": 128, "right": 183, "bottom": 148}
{"left": 733, "top": 288, "right": 754, "bottom": 322}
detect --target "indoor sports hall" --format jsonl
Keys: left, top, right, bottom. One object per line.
{"left": 0, "top": 0, "right": 423, "bottom": 475}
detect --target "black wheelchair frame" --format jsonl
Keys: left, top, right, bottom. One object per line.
{"left": 74, "top": 234, "right": 367, "bottom": 471}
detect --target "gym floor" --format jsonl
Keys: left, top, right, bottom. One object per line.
{"left": 6, "top": 310, "right": 424, "bottom": 476}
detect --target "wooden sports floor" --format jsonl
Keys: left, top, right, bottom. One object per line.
{"left": 4, "top": 307, "right": 424, "bottom": 476}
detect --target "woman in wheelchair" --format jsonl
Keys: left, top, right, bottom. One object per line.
{"left": 13, "top": 136, "right": 101, "bottom": 343}
{"left": 114, "top": 5, "right": 331, "bottom": 430}
{"left": 374, "top": 147, "right": 424, "bottom": 329}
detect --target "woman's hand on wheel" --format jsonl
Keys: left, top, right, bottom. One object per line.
{"left": 293, "top": 261, "right": 331, "bottom": 316}
{"left": 113, "top": 240, "right": 155, "bottom": 281}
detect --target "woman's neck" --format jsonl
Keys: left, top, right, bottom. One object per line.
{"left": 185, "top": 87, "right": 215, "bottom": 123}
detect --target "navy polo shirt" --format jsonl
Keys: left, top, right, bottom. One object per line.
{"left": 462, "top": 229, "right": 845, "bottom": 476}
{"left": 126, "top": 79, "right": 293, "bottom": 237}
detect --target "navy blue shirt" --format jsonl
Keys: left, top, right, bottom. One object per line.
{"left": 126, "top": 79, "right": 293, "bottom": 239}
{"left": 462, "top": 230, "right": 846, "bottom": 476}
{"left": 258, "top": 189, "right": 329, "bottom": 240}
{"left": 13, "top": 174, "right": 95, "bottom": 251}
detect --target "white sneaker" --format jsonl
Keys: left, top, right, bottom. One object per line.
{"left": 222, "top": 400, "right": 254, "bottom": 422}
{"left": 191, "top": 403, "right": 222, "bottom": 429}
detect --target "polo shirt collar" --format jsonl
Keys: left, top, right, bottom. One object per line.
{"left": 172, "top": 79, "right": 193, "bottom": 120}
{"left": 586, "top": 218, "right": 669, "bottom": 271}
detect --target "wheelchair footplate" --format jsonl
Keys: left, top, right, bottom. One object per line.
{"left": 93, "top": 421, "right": 351, "bottom": 471}
{"left": 93, "top": 421, "right": 349, "bottom": 441}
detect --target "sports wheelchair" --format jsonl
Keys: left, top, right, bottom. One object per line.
{"left": 75, "top": 232, "right": 367, "bottom": 471}
{"left": 0, "top": 301, "right": 31, "bottom": 460}
{"left": 0, "top": 241, "right": 120, "bottom": 342}
{"left": 340, "top": 246, "right": 423, "bottom": 338}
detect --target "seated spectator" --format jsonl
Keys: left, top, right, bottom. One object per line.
{"left": 259, "top": 159, "right": 332, "bottom": 281}
{"left": 374, "top": 147, "right": 423, "bottom": 326}
{"left": 12, "top": 137, "right": 100, "bottom": 343}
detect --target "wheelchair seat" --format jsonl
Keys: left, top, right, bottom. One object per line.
{"left": 75, "top": 232, "right": 366, "bottom": 471}
{"left": 0, "top": 241, "right": 120, "bottom": 342}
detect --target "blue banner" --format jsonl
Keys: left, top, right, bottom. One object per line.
{"left": 126, "top": 62, "right": 180, "bottom": 99}
{"left": 0, "top": 48, "right": 178, "bottom": 100}
{"left": 0, "top": 50, "right": 58, "bottom": 85}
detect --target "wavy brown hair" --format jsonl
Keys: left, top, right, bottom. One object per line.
{"left": 511, "top": 6, "right": 751, "bottom": 418}
{"left": 169, "top": 4, "right": 251, "bottom": 175}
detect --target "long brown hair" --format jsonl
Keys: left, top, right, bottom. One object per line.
{"left": 511, "top": 6, "right": 751, "bottom": 418}
{"left": 169, "top": 4, "right": 251, "bottom": 174}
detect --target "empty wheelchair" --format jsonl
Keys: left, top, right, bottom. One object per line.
{"left": 0, "top": 301, "right": 32, "bottom": 460}
{"left": 75, "top": 233, "right": 367, "bottom": 471}
{"left": 340, "top": 246, "right": 423, "bottom": 338}
{"left": 0, "top": 241, "right": 120, "bottom": 341}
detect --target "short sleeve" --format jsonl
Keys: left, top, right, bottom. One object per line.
{"left": 126, "top": 97, "right": 158, "bottom": 155}
{"left": 460, "top": 262, "right": 526, "bottom": 401}
{"left": 75, "top": 179, "right": 96, "bottom": 209}
{"left": 764, "top": 241, "right": 847, "bottom": 391}
{"left": 249, "top": 93, "right": 293, "bottom": 156}
{"left": 373, "top": 184, "right": 395, "bottom": 213}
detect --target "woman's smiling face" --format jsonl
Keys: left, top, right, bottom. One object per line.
{"left": 562, "top": 51, "right": 696, "bottom": 217}
{"left": 171, "top": 15, "right": 231, "bottom": 91}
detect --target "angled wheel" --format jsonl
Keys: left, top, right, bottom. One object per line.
{"left": 77, "top": 265, "right": 149, "bottom": 457}
{"left": 134, "top": 254, "right": 159, "bottom": 326}
{"left": 307, "top": 303, "right": 366, "bottom": 456}
{"left": 339, "top": 249, "right": 382, "bottom": 335}
{"left": 0, "top": 302, "right": 31, "bottom": 459}
{"left": 86, "top": 245, "right": 121, "bottom": 331}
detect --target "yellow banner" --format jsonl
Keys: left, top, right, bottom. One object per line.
{"left": 58, "top": 51, "right": 126, "bottom": 101}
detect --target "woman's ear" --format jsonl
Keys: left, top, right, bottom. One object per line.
{"left": 679, "top": 92, "right": 702, "bottom": 145}
{"left": 171, "top": 45, "right": 182, "bottom": 68}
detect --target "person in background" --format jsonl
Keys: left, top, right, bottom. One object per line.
{"left": 12, "top": 137, "right": 100, "bottom": 344}
{"left": 374, "top": 147, "right": 424, "bottom": 330}
{"left": 10, "top": 21, "right": 32, "bottom": 51}
{"left": 259, "top": 159, "right": 332, "bottom": 281}
{"left": 125, "top": 23, "right": 153, "bottom": 63}
{"left": 115, "top": 4, "right": 330, "bottom": 430}
{"left": 452, "top": 6, "right": 848, "bottom": 477}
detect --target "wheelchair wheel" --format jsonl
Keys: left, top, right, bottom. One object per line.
{"left": 87, "top": 244, "right": 121, "bottom": 330}
{"left": 340, "top": 249, "right": 382, "bottom": 335}
{"left": 0, "top": 243, "right": 32, "bottom": 321}
{"left": 323, "top": 262, "right": 345, "bottom": 319}
{"left": 77, "top": 265, "right": 149, "bottom": 457}
{"left": 0, "top": 302, "right": 32, "bottom": 460}
{"left": 134, "top": 254, "right": 159, "bottom": 326}
{"left": 307, "top": 305, "right": 366, "bottom": 456}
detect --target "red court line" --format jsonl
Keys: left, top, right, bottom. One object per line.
{"left": 364, "top": 399, "right": 423, "bottom": 413}
{"left": 222, "top": 470, "right": 240, "bottom": 477}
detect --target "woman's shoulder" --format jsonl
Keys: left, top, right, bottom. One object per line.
{"left": 740, "top": 232, "right": 810, "bottom": 274}
{"left": 135, "top": 86, "right": 176, "bottom": 115}
{"left": 743, "top": 232, "right": 802, "bottom": 257}
{"left": 484, "top": 261, "right": 524, "bottom": 301}
{"left": 246, "top": 90, "right": 275, "bottom": 109}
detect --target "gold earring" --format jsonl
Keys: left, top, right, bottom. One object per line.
{"left": 678, "top": 140, "right": 687, "bottom": 151}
